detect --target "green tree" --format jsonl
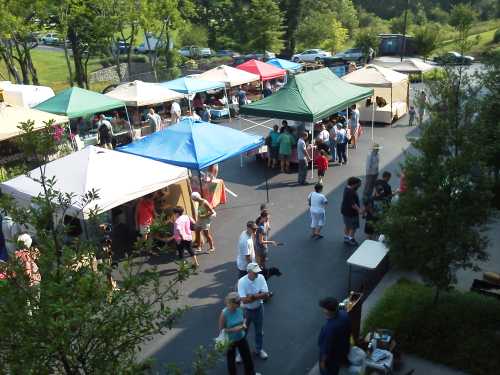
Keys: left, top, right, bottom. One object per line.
{"left": 412, "top": 23, "right": 441, "bottom": 60}
{"left": 354, "top": 29, "right": 379, "bottom": 55}
{"left": 180, "top": 23, "right": 209, "bottom": 48}
{"left": 449, "top": 3, "right": 477, "bottom": 54}
{"left": 390, "top": 10, "right": 414, "bottom": 34}
{"left": 0, "top": 122, "right": 204, "bottom": 372}
{"left": 379, "top": 32, "right": 494, "bottom": 304}
{"left": 245, "top": 0, "right": 285, "bottom": 53}
{"left": 321, "top": 19, "right": 349, "bottom": 54}
{"left": 280, "top": 0, "right": 304, "bottom": 55}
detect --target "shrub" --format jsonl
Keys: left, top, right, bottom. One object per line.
{"left": 494, "top": 29, "right": 500, "bottom": 43}
{"left": 363, "top": 279, "right": 500, "bottom": 375}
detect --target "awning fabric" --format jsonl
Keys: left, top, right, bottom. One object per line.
{"left": 391, "top": 59, "right": 435, "bottom": 74}
{"left": 236, "top": 59, "right": 286, "bottom": 81}
{"left": 0, "top": 146, "right": 188, "bottom": 218}
{"left": 240, "top": 68, "right": 374, "bottom": 122}
{"left": 195, "top": 65, "right": 260, "bottom": 87}
{"left": 105, "top": 80, "right": 184, "bottom": 106}
{"left": 117, "top": 118, "right": 264, "bottom": 170}
{"left": 162, "top": 77, "right": 225, "bottom": 94}
{"left": 343, "top": 64, "right": 408, "bottom": 87}
{"left": 266, "top": 58, "right": 302, "bottom": 73}
{"left": 34, "top": 87, "right": 125, "bottom": 118}
{"left": 0, "top": 103, "right": 69, "bottom": 141}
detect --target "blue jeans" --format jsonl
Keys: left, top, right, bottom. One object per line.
{"left": 298, "top": 159, "right": 307, "bottom": 184}
{"left": 329, "top": 140, "right": 337, "bottom": 161}
{"left": 245, "top": 305, "right": 264, "bottom": 352}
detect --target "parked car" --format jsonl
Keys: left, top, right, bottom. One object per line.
{"left": 333, "top": 48, "right": 366, "bottom": 63}
{"left": 434, "top": 51, "right": 474, "bottom": 65}
{"left": 41, "top": 33, "right": 59, "bottom": 45}
{"left": 291, "top": 49, "right": 331, "bottom": 63}
{"left": 112, "top": 40, "right": 131, "bottom": 54}
{"left": 135, "top": 36, "right": 162, "bottom": 53}
{"left": 179, "top": 46, "right": 213, "bottom": 58}
{"left": 199, "top": 47, "right": 213, "bottom": 58}
{"left": 216, "top": 50, "right": 239, "bottom": 57}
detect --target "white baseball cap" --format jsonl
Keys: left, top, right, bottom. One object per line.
{"left": 246, "top": 262, "right": 262, "bottom": 273}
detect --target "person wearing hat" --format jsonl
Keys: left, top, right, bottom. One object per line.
{"left": 218, "top": 292, "right": 261, "bottom": 375}
{"left": 363, "top": 143, "right": 381, "bottom": 204}
{"left": 318, "top": 297, "right": 351, "bottom": 375}
{"left": 191, "top": 192, "right": 216, "bottom": 253}
{"left": 237, "top": 262, "right": 270, "bottom": 360}
{"left": 236, "top": 221, "right": 258, "bottom": 278}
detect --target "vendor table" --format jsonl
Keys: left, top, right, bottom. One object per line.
{"left": 347, "top": 240, "right": 389, "bottom": 292}
{"left": 190, "top": 177, "right": 227, "bottom": 208}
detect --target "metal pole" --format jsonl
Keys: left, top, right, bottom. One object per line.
{"left": 310, "top": 122, "right": 314, "bottom": 180}
{"left": 400, "top": 0, "right": 409, "bottom": 62}
{"left": 224, "top": 86, "right": 231, "bottom": 121}
{"left": 390, "top": 86, "right": 393, "bottom": 127}
{"left": 197, "top": 169, "right": 204, "bottom": 198}
{"left": 371, "top": 99, "right": 375, "bottom": 141}
{"left": 124, "top": 105, "right": 134, "bottom": 139}
{"left": 264, "top": 166, "right": 270, "bottom": 203}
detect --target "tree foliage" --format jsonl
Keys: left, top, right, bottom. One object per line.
{"left": 244, "top": 0, "right": 285, "bottom": 52}
{"left": 0, "top": 122, "right": 200, "bottom": 372}
{"left": 321, "top": 19, "right": 349, "bottom": 54}
{"left": 354, "top": 29, "right": 379, "bottom": 55}
{"left": 412, "top": 23, "right": 441, "bottom": 59}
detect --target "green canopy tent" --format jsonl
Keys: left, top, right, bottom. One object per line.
{"left": 240, "top": 68, "right": 375, "bottom": 179}
{"left": 35, "top": 87, "right": 126, "bottom": 118}
{"left": 240, "top": 68, "right": 373, "bottom": 123}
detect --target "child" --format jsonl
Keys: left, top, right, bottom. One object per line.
{"left": 315, "top": 150, "right": 329, "bottom": 184}
{"left": 409, "top": 106, "right": 416, "bottom": 126}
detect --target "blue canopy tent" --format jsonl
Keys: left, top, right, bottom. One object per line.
{"left": 266, "top": 58, "right": 302, "bottom": 73}
{"left": 117, "top": 119, "right": 268, "bottom": 199}
{"left": 161, "top": 77, "right": 230, "bottom": 119}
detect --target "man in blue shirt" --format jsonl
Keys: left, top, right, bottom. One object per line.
{"left": 318, "top": 297, "right": 351, "bottom": 375}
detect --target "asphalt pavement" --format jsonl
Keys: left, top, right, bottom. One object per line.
{"left": 139, "top": 113, "right": 418, "bottom": 374}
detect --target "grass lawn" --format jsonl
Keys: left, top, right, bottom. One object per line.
{"left": 363, "top": 279, "right": 500, "bottom": 375}
{"left": 433, "top": 19, "right": 500, "bottom": 58}
{"left": 1, "top": 49, "right": 104, "bottom": 93}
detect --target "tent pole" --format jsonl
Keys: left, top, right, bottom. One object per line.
{"left": 224, "top": 86, "right": 231, "bottom": 121}
{"left": 310, "top": 122, "right": 314, "bottom": 181}
{"left": 390, "top": 85, "right": 393, "bottom": 128}
{"left": 197, "top": 169, "right": 204, "bottom": 198}
{"left": 264, "top": 165, "right": 270, "bottom": 203}
{"left": 124, "top": 105, "right": 133, "bottom": 139}
{"left": 346, "top": 107, "right": 349, "bottom": 159}
{"left": 371, "top": 98, "right": 375, "bottom": 141}
{"left": 188, "top": 97, "right": 192, "bottom": 114}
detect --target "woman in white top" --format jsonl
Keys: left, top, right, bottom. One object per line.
{"left": 308, "top": 183, "right": 328, "bottom": 239}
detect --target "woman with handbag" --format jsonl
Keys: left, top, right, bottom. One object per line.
{"left": 218, "top": 292, "right": 260, "bottom": 375}
{"left": 191, "top": 192, "right": 216, "bottom": 253}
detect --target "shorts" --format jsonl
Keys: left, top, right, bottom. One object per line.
{"left": 255, "top": 246, "right": 268, "bottom": 261}
{"left": 310, "top": 211, "right": 325, "bottom": 228}
{"left": 279, "top": 153, "right": 291, "bottom": 161}
{"left": 318, "top": 170, "right": 325, "bottom": 177}
{"left": 177, "top": 240, "right": 195, "bottom": 259}
{"left": 139, "top": 225, "right": 151, "bottom": 235}
{"left": 270, "top": 146, "right": 279, "bottom": 159}
{"left": 343, "top": 215, "right": 359, "bottom": 230}
{"left": 196, "top": 216, "right": 212, "bottom": 230}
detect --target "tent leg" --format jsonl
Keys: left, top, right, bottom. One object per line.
{"left": 188, "top": 97, "right": 192, "bottom": 114}
{"left": 124, "top": 105, "right": 134, "bottom": 140}
{"left": 390, "top": 86, "right": 393, "bottom": 128}
{"left": 240, "top": 155, "right": 243, "bottom": 168}
{"left": 264, "top": 167, "right": 270, "bottom": 203}
{"left": 310, "top": 122, "right": 314, "bottom": 181}
{"left": 371, "top": 100, "right": 375, "bottom": 141}
{"left": 224, "top": 86, "right": 231, "bottom": 122}
{"left": 197, "top": 169, "right": 204, "bottom": 198}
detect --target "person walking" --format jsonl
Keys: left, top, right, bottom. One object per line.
{"left": 327, "top": 121, "right": 338, "bottom": 162}
{"left": 308, "top": 183, "right": 328, "bottom": 239}
{"left": 278, "top": 127, "right": 294, "bottom": 173}
{"left": 335, "top": 123, "right": 348, "bottom": 165}
{"left": 254, "top": 211, "right": 277, "bottom": 270}
{"left": 236, "top": 221, "right": 258, "bottom": 278}
{"left": 364, "top": 184, "right": 386, "bottom": 240}
{"left": 375, "top": 171, "right": 394, "bottom": 204}
{"left": 219, "top": 292, "right": 261, "bottom": 375}
{"left": 408, "top": 105, "right": 416, "bottom": 126}
{"left": 146, "top": 108, "right": 162, "bottom": 132}
{"left": 297, "top": 131, "right": 310, "bottom": 185}
{"left": 318, "top": 297, "right": 351, "bottom": 375}
{"left": 237, "top": 262, "right": 270, "bottom": 360}
{"left": 363, "top": 143, "right": 381, "bottom": 204}
{"left": 167, "top": 206, "right": 199, "bottom": 268}
{"left": 341, "top": 177, "right": 363, "bottom": 246}
{"left": 191, "top": 192, "right": 216, "bottom": 253}
{"left": 315, "top": 150, "right": 329, "bottom": 185}
{"left": 418, "top": 90, "right": 427, "bottom": 127}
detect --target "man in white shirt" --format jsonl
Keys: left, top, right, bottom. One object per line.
{"left": 297, "top": 131, "right": 310, "bottom": 185}
{"left": 317, "top": 123, "right": 330, "bottom": 144}
{"left": 238, "top": 262, "right": 270, "bottom": 360}
{"left": 363, "top": 143, "right": 381, "bottom": 204}
{"left": 170, "top": 101, "right": 181, "bottom": 123}
{"left": 308, "top": 183, "right": 328, "bottom": 239}
{"left": 349, "top": 104, "right": 360, "bottom": 149}
{"left": 236, "top": 221, "right": 257, "bottom": 278}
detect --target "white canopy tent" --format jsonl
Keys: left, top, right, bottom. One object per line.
{"left": 0, "top": 103, "right": 69, "bottom": 141}
{"left": 0, "top": 146, "right": 189, "bottom": 218}
{"left": 0, "top": 83, "right": 55, "bottom": 108}
{"left": 104, "top": 80, "right": 185, "bottom": 107}
{"left": 343, "top": 64, "right": 409, "bottom": 124}
{"left": 195, "top": 65, "right": 260, "bottom": 87}
{"left": 391, "top": 59, "right": 435, "bottom": 74}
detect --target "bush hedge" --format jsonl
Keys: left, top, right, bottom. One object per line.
{"left": 363, "top": 279, "right": 500, "bottom": 375}
{"left": 494, "top": 29, "right": 500, "bottom": 44}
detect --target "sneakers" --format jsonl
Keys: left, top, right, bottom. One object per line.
{"left": 257, "top": 350, "right": 269, "bottom": 360}
{"left": 235, "top": 353, "right": 242, "bottom": 363}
